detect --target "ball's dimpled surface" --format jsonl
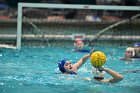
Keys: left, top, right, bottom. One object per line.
{"left": 90, "top": 51, "right": 106, "bottom": 67}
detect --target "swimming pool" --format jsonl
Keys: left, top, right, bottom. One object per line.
{"left": 0, "top": 45, "right": 140, "bottom": 93}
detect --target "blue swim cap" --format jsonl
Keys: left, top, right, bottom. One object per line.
{"left": 134, "top": 42, "right": 140, "bottom": 47}
{"left": 58, "top": 60, "right": 67, "bottom": 73}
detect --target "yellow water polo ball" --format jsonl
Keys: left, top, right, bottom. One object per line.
{"left": 90, "top": 51, "right": 106, "bottom": 67}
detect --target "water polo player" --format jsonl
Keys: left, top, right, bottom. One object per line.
{"left": 133, "top": 42, "right": 140, "bottom": 58}
{"left": 91, "top": 67, "right": 123, "bottom": 83}
{"left": 92, "top": 67, "right": 106, "bottom": 80}
{"left": 121, "top": 47, "right": 136, "bottom": 61}
{"left": 73, "top": 39, "right": 90, "bottom": 53}
{"left": 58, "top": 54, "right": 91, "bottom": 74}
{"left": 84, "top": 51, "right": 123, "bottom": 83}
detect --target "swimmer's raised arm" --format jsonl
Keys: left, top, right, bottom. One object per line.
{"left": 73, "top": 54, "right": 90, "bottom": 69}
{"left": 99, "top": 67, "right": 123, "bottom": 83}
{"left": 73, "top": 48, "right": 94, "bottom": 69}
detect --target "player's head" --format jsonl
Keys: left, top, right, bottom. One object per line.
{"left": 133, "top": 42, "right": 140, "bottom": 54}
{"left": 74, "top": 39, "right": 84, "bottom": 49}
{"left": 125, "top": 47, "right": 135, "bottom": 58}
{"left": 58, "top": 60, "right": 76, "bottom": 74}
{"left": 92, "top": 67, "right": 105, "bottom": 80}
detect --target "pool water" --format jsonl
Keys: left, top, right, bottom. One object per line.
{"left": 0, "top": 46, "right": 140, "bottom": 93}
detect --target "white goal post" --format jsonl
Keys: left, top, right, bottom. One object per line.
{"left": 17, "top": 3, "right": 140, "bottom": 50}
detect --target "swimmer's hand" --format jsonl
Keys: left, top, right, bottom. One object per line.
{"left": 97, "top": 66, "right": 105, "bottom": 72}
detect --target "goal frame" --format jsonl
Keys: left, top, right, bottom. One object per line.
{"left": 17, "top": 3, "right": 140, "bottom": 50}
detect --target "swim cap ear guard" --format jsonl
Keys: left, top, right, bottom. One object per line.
{"left": 92, "top": 67, "right": 105, "bottom": 79}
{"left": 58, "top": 60, "right": 67, "bottom": 73}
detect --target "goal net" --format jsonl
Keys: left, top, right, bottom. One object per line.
{"left": 17, "top": 3, "right": 140, "bottom": 49}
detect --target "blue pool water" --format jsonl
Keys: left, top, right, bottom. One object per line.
{"left": 0, "top": 46, "right": 140, "bottom": 93}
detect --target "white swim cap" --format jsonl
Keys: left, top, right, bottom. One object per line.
{"left": 92, "top": 67, "right": 105, "bottom": 79}
{"left": 125, "top": 47, "right": 135, "bottom": 57}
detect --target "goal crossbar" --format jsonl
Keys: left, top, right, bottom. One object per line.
{"left": 18, "top": 3, "right": 140, "bottom": 10}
